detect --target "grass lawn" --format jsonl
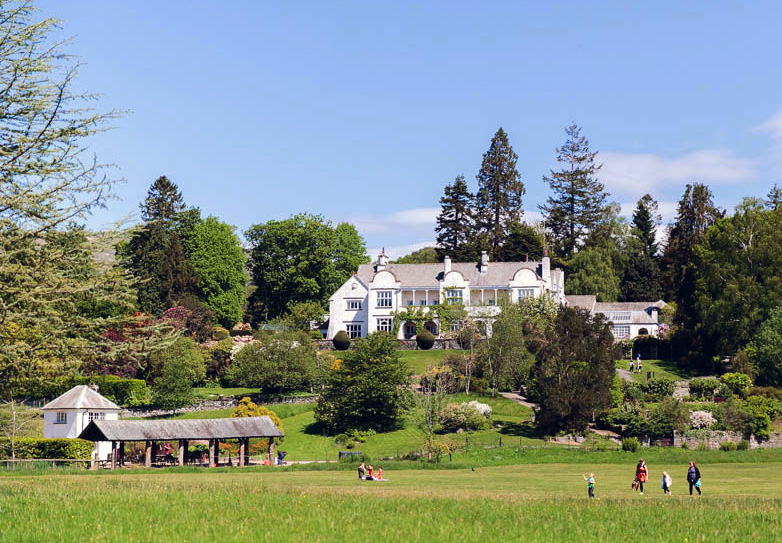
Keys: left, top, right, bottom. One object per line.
{"left": 192, "top": 387, "right": 260, "bottom": 399}
{"left": 2, "top": 461, "right": 781, "bottom": 541}
{"left": 399, "top": 349, "right": 464, "bottom": 374}
{"left": 615, "top": 359, "right": 696, "bottom": 382}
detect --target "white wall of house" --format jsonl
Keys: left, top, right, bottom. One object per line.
{"left": 43, "top": 407, "right": 119, "bottom": 460}
{"left": 327, "top": 275, "right": 369, "bottom": 340}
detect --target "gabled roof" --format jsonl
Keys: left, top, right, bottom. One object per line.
{"left": 42, "top": 385, "right": 120, "bottom": 411}
{"left": 78, "top": 417, "right": 284, "bottom": 442}
{"left": 565, "top": 295, "right": 597, "bottom": 312}
{"left": 355, "top": 261, "right": 545, "bottom": 288}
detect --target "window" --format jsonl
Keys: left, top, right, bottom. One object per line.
{"left": 612, "top": 325, "right": 631, "bottom": 339}
{"left": 346, "top": 324, "right": 362, "bottom": 339}
{"left": 449, "top": 322, "right": 461, "bottom": 332}
{"left": 404, "top": 322, "right": 417, "bottom": 339}
{"left": 346, "top": 299, "right": 362, "bottom": 310}
{"left": 88, "top": 412, "right": 105, "bottom": 422}
{"left": 487, "top": 299, "right": 495, "bottom": 306}
{"left": 606, "top": 312, "right": 631, "bottom": 322}
{"left": 377, "top": 291, "right": 393, "bottom": 308}
{"left": 517, "top": 288, "right": 535, "bottom": 301}
{"left": 377, "top": 318, "right": 393, "bottom": 332}
{"left": 419, "top": 300, "right": 427, "bottom": 306}
{"left": 55, "top": 412, "right": 67, "bottom": 424}
{"left": 407, "top": 300, "right": 414, "bottom": 306}
{"left": 445, "top": 289, "right": 463, "bottom": 305}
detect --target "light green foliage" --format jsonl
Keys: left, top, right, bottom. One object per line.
{"left": 621, "top": 437, "right": 639, "bottom": 452}
{"left": 720, "top": 372, "right": 753, "bottom": 398}
{"left": 224, "top": 332, "right": 317, "bottom": 393}
{"left": 438, "top": 402, "right": 490, "bottom": 432}
{"left": 748, "top": 306, "right": 782, "bottom": 387}
{"left": 245, "top": 214, "right": 368, "bottom": 321}
{"left": 231, "top": 397, "right": 284, "bottom": 434}
{"left": 316, "top": 332, "right": 411, "bottom": 432}
{"left": 393, "top": 246, "right": 439, "bottom": 264}
{"left": 565, "top": 246, "right": 620, "bottom": 302}
{"left": 0, "top": 437, "right": 93, "bottom": 460}
{"left": 688, "top": 377, "right": 720, "bottom": 400}
{"left": 149, "top": 337, "right": 206, "bottom": 409}
{"left": 277, "top": 301, "right": 326, "bottom": 332}
{"left": 184, "top": 216, "right": 248, "bottom": 328}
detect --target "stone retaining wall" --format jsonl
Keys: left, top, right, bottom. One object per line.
{"left": 672, "top": 430, "right": 782, "bottom": 450}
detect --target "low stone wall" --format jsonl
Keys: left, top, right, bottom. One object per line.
{"left": 673, "top": 431, "right": 782, "bottom": 450}
{"left": 313, "top": 338, "right": 463, "bottom": 351}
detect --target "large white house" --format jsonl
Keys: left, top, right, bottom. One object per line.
{"left": 327, "top": 250, "right": 565, "bottom": 340}
{"left": 566, "top": 295, "right": 666, "bottom": 339}
{"left": 42, "top": 385, "right": 120, "bottom": 461}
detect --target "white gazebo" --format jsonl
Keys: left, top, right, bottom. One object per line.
{"left": 42, "top": 385, "right": 121, "bottom": 461}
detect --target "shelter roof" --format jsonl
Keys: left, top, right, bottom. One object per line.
{"left": 355, "top": 261, "right": 544, "bottom": 287}
{"left": 42, "top": 385, "right": 120, "bottom": 411}
{"left": 77, "top": 417, "right": 284, "bottom": 442}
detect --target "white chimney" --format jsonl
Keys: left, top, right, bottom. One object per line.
{"left": 479, "top": 251, "right": 489, "bottom": 273}
{"left": 444, "top": 255, "right": 451, "bottom": 274}
{"left": 375, "top": 249, "right": 388, "bottom": 272}
{"left": 542, "top": 247, "right": 550, "bottom": 280}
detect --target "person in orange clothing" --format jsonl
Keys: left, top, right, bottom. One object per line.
{"left": 367, "top": 465, "right": 374, "bottom": 480}
{"left": 635, "top": 458, "right": 648, "bottom": 495}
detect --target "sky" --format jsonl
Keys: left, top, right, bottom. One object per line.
{"left": 36, "top": 0, "right": 782, "bottom": 258}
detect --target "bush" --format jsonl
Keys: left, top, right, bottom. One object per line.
{"left": 416, "top": 330, "right": 435, "bottom": 350}
{"left": 309, "top": 330, "right": 324, "bottom": 340}
{"left": 737, "top": 440, "right": 750, "bottom": 451}
{"left": 0, "top": 438, "right": 94, "bottom": 460}
{"left": 622, "top": 382, "right": 644, "bottom": 403}
{"left": 439, "top": 402, "right": 490, "bottom": 432}
{"left": 719, "top": 441, "right": 737, "bottom": 452}
{"left": 212, "top": 326, "right": 231, "bottom": 341}
{"left": 640, "top": 378, "right": 676, "bottom": 401}
{"left": 689, "top": 410, "right": 715, "bottom": 430}
{"left": 720, "top": 373, "right": 753, "bottom": 399}
{"left": 332, "top": 330, "right": 351, "bottom": 351}
{"left": 680, "top": 442, "right": 689, "bottom": 449}
{"left": 689, "top": 377, "right": 720, "bottom": 400}
{"left": 622, "top": 437, "right": 640, "bottom": 452}
{"left": 749, "top": 386, "right": 782, "bottom": 401}
{"left": 231, "top": 397, "right": 284, "bottom": 434}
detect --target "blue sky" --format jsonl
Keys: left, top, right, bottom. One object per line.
{"left": 38, "top": 1, "right": 782, "bottom": 258}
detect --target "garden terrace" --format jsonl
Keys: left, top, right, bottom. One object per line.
{"left": 78, "top": 417, "right": 284, "bottom": 469}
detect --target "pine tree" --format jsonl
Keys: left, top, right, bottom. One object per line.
{"left": 620, "top": 252, "right": 663, "bottom": 301}
{"left": 540, "top": 124, "right": 607, "bottom": 259}
{"left": 140, "top": 176, "right": 185, "bottom": 223}
{"left": 766, "top": 183, "right": 782, "bottom": 211}
{"left": 435, "top": 175, "right": 474, "bottom": 261}
{"left": 474, "top": 128, "right": 525, "bottom": 260}
{"left": 631, "top": 194, "right": 661, "bottom": 256}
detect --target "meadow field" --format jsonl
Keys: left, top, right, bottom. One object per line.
{"left": 1, "top": 458, "right": 779, "bottom": 542}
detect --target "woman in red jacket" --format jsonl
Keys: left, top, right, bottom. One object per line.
{"left": 635, "top": 459, "right": 648, "bottom": 495}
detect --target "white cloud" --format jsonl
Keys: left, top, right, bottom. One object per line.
{"left": 601, "top": 149, "right": 756, "bottom": 198}
{"left": 756, "top": 109, "right": 782, "bottom": 172}
{"left": 367, "top": 241, "right": 436, "bottom": 260}
{"left": 348, "top": 207, "right": 439, "bottom": 235}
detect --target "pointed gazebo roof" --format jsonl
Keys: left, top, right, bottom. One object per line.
{"left": 41, "top": 385, "right": 120, "bottom": 411}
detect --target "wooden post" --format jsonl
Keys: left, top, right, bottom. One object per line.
{"left": 212, "top": 439, "right": 220, "bottom": 467}
{"left": 119, "top": 441, "right": 125, "bottom": 466}
{"left": 208, "top": 439, "right": 215, "bottom": 467}
{"left": 238, "top": 439, "right": 246, "bottom": 467}
{"left": 268, "top": 437, "right": 275, "bottom": 465}
{"left": 110, "top": 441, "right": 117, "bottom": 470}
{"left": 178, "top": 440, "right": 186, "bottom": 467}
{"left": 144, "top": 440, "right": 152, "bottom": 468}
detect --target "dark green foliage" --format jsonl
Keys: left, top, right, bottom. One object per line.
{"left": 766, "top": 183, "right": 782, "bottom": 210}
{"left": 620, "top": 252, "right": 662, "bottom": 302}
{"left": 0, "top": 438, "right": 94, "bottom": 460}
{"left": 315, "top": 332, "right": 411, "bottom": 432}
{"left": 474, "top": 128, "right": 525, "bottom": 261}
{"left": 206, "top": 338, "right": 234, "bottom": 381}
{"left": 416, "top": 330, "right": 435, "bottom": 350}
{"left": 245, "top": 214, "right": 368, "bottom": 322}
{"left": 540, "top": 124, "right": 607, "bottom": 259}
{"left": 737, "top": 439, "right": 750, "bottom": 451}
{"left": 140, "top": 176, "right": 185, "bottom": 223}
{"left": 720, "top": 373, "right": 753, "bottom": 398}
{"left": 640, "top": 378, "right": 676, "bottom": 401}
{"left": 11, "top": 377, "right": 149, "bottom": 407}
{"left": 689, "top": 378, "right": 720, "bottom": 400}
{"left": 565, "top": 247, "right": 620, "bottom": 302}
{"left": 501, "top": 222, "right": 545, "bottom": 261}
{"left": 748, "top": 307, "right": 782, "bottom": 387}
{"left": 435, "top": 175, "right": 475, "bottom": 262}
{"left": 631, "top": 194, "right": 661, "bottom": 257}
{"left": 646, "top": 398, "right": 690, "bottom": 438}
{"left": 750, "top": 386, "right": 782, "bottom": 401}
{"left": 531, "top": 307, "right": 616, "bottom": 432}
{"left": 333, "top": 331, "right": 351, "bottom": 351}
{"left": 715, "top": 397, "right": 772, "bottom": 440}
{"left": 149, "top": 337, "right": 206, "bottom": 409}
{"left": 224, "top": 332, "right": 317, "bottom": 393}
{"left": 394, "top": 247, "right": 439, "bottom": 264}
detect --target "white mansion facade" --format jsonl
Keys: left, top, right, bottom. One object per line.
{"left": 327, "top": 250, "right": 665, "bottom": 342}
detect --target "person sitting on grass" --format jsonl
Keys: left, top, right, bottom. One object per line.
{"left": 357, "top": 462, "right": 366, "bottom": 480}
{"left": 377, "top": 466, "right": 383, "bottom": 481}
{"left": 367, "top": 465, "right": 374, "bottom": 480}
{"left": 583, "top": 473, "right": 596, "bottom": 499}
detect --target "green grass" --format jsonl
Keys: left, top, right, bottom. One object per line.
{"left": 192, "top": 387, "right": 260, "bottom": 399}
{"left": 2, "top": 462, "right": 781, "bottom": 542}
{"left": 616, "top": 359, "right": 695, "bottom": 382}
{"left": 399, "top": 349, "right": 463, "bottom": 374}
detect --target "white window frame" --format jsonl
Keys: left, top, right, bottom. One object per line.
{"left": 376, "top": 318, "right": 393, "bottom": 332}
{"left": 55, "top": 412, "right": 67, "bottom": 424}
{"left": 517, "top": 288, "right": 535, "bottom": 301}
{"left": 445, "top": 289, "right": 463, "bottom": 305}
{"left": 606, "top": 312, "right": 632, "bottom": 322}
{"left": 88, "top": 412, "right": 105, "bottom": 422}
{"left": 377, "top": 291, "right": 393, "bottom": 308}
{"left": 346, "top": 299, "right": 362, "bottom": 311}
{"left": 346, "top": 323, "right": 362, "bottom": 339}
{"left": 612, "top": 325, "right": 631, "bottom": 338}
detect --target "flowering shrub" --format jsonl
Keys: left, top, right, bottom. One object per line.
{"left": 439, "top": 402, "right": 491, "bottom": 432}
{"left": 464, "top": 401, "right": 492, "bottom": 417}
{"left": 689, "top": 410, "right": 715, "bottom": 429}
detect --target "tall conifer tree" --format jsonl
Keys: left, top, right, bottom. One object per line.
{"left": 766, "top": 183, "right": 782, "bottom": 211}
{"left": 141, "top": 176, "right": 185, "bottom": 223}
{"left": 631, "top": 194, "right": 661, "bottom": 256}
{"left": 474, "top": 128, "right": 525, "bottom": 261}
{"left": 435, "top": 175, "right": 474, "bottom": 261}
{"left": 540, "top": 124, "right": 607, "bottom": 259}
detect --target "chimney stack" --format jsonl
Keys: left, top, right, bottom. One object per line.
{"left": 444, "top": 255, "right": 451, "bottom": 274}
{"left": 375, "top": 248, "right": 388, "bottom": 272}
{"left": 479, "top": 251, "right": 489, "bottom": 273}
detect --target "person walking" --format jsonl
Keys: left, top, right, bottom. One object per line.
{"left": 661, "top": 471, "right": 672, "bottom": 495}
{"left": 687, "top": 461, "right": 702, "bottom": 495}
{"left": 583, "top": 472, "right": 596, "bottom": 499}
{"left": 629, "top": 359, "right": 635, "bottom": 372}
{"left": 635, "top": 459, "right": 648, "bottom": 495}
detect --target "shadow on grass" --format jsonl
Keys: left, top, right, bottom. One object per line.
{"left": 497, "top": 420, "right": 545, "bottom": 439}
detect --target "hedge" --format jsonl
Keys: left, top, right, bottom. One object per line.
{"left": 12, "top": 376, "right": 150, "bottom": 406}
{"left": 0, "top": 438, "right": 94, "bottom": 460}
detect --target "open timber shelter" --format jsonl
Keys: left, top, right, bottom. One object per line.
{"left": 78, "top": 417, "right": 284, "bottom": 469}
